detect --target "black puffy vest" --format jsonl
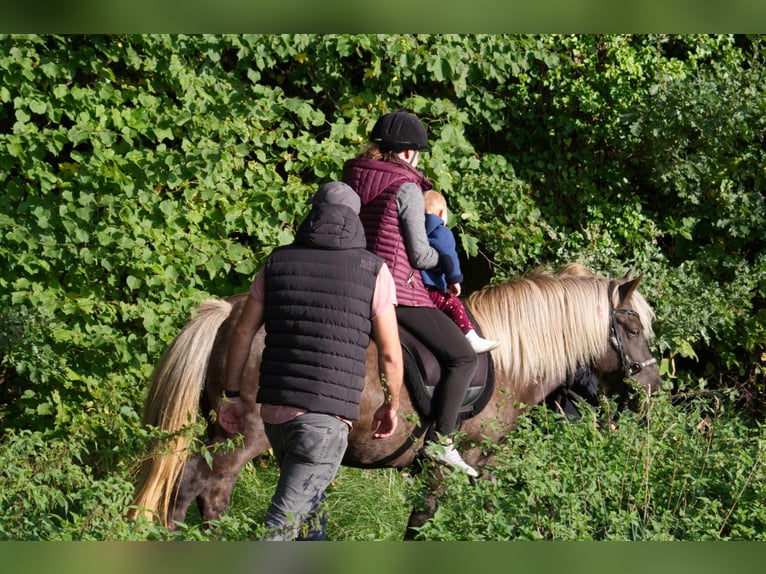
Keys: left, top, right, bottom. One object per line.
{"left": 255, "top": 204, "right": 384, "bottom": 421}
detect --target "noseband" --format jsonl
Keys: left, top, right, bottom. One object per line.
{"left": 610, "top": 308, "right": 657, "bottom": 377}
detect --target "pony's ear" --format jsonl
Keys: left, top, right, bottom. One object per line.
{"left": 618, "top": 273, "right": 644, "bottom": 304}
{"left": 622, "top": 270, "right": 633, "bottom": 280}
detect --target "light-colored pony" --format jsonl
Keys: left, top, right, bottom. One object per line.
{"left": 129, "top": 267, "right": 659, "bottom": 537}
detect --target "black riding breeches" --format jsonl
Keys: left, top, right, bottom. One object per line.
{"left": 395, "top": 306, "right": 478, "bottom": 436}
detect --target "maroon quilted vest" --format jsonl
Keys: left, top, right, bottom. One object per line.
{"left": 343, "top": 158, "right": 435, "bottom": 308}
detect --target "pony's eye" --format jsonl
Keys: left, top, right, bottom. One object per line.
{"left": 629, "top": 328, "right": 640, "bottom": 337}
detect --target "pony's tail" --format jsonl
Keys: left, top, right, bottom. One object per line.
{"left": 129, "top": 298, "right": 233, "bottom": 526}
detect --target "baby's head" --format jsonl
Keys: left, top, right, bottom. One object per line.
{"left": 423, "top": 189, "right": 448, "bottom": 224}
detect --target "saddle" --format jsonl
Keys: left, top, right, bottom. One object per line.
{"left": 398, "top": 324, "right": 494, "bottom": 423}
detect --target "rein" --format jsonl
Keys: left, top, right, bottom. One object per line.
{"left": 610, "top": 307, "right": 657, "bottom": 377}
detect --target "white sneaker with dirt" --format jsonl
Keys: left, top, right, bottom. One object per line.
{"left": 466, "top": 329, "right": 501, "bottom": 354}
{"left": 426, "top": 442, "right": 479, "bottom": 477}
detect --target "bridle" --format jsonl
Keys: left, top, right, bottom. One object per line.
{"left": 610, "top": 307, "right": 657, "bottom": 378}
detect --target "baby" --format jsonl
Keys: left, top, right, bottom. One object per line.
{"left": 421, "top": 190, "right": 500, "bottom": 354}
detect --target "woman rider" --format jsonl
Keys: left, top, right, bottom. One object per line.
{"left": 342, "top": 110, "right": 479, "bottom": 477}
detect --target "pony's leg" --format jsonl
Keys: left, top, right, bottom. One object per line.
{"left": 195, "top": 445, "right": 261, "bottom": 524}
{"left": 405, "top": 499, "right": 437, "bottom": 540}
{"left": 404, "top": 463, "right": 449, "bottom": 540}
{"left": 169, "top": 452, "right": 249, "bottom": 528}
{"left": 404, "top": 445, "right": 494, "bottom": 540}
{"left": 169, "top": 454, "right": 212, "bottom": 527}
{"left": 170, "top": 431, "right": 271, "bottom": 527}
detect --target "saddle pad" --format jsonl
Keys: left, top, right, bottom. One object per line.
{"left": 398, "top": 326, "right": 494, "bottom": 423}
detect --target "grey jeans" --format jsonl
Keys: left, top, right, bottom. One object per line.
{"left": 262, "top": 412, "right": 349, "bottom": 541}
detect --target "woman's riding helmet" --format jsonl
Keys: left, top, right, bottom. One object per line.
{"left": 370, "top": 110, "right": 431, "bottom": 152}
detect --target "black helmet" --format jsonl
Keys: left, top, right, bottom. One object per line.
{"left": 370, "top": 110, "right": 431, "bottom": 152}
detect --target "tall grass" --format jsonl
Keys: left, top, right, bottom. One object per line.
{"left": 408, "top": 394, "right": 766, "bottom": 541}
{"left": 2, "top": 393, "right": 764, "bottom": 540}
{"left": 170, "top": 454, "right": 413, "bottom": 541}
{"left": 221, "top": 456, "right": 413, "bottom": 541}
{"left": 204, "top": 392, "right": 766, "bottom": 541}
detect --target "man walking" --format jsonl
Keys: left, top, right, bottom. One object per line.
{"left": 218, "top": 182, "right": 403, "bottom": 540}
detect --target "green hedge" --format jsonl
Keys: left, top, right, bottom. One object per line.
{"left": 0, "top": 34, "right": 764, "bottom": 539}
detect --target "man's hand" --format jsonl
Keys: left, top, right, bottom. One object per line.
{"left": 218, "top": 397, "right": 245, "bottom": 434}
{"left": 371, "top": 403, "right": 398, "bottom": 439}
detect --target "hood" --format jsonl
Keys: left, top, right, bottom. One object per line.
{"left": 295, "top": 204, "right": 367, "bottom": 250}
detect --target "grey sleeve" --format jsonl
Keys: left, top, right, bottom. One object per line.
{"left": 396, "top": 183, "right": 440, "bottom": 269}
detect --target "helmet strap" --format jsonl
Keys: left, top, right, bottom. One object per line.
{"left": 400, "top": 149, "right": 419, "bottom": 168}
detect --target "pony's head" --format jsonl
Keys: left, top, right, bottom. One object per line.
{"left": 465, "top": 266, "right": 660, "bottom": 406}
{"left": 594, "top": 271, "right": 661, "bottom": 402}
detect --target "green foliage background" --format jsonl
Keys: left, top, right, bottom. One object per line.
{"left": 0, "top": 34, "right": 765, "bottom": 540}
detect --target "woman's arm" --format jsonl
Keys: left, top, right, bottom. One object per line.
{"left": 396, "top": 183, "right": 440, "bottom": 269}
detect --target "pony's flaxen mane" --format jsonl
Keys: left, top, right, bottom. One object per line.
{"left": 466, "top": 270, "right": 654, "bottom": 389}
{"left": 555, "top": 263, "right": 654, "bottom": 341}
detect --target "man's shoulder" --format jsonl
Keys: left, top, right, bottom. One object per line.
{"left": 359, "top": 249, "right": 386, "bottom": 271}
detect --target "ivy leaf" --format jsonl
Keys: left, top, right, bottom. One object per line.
{"left": 67, "top": 126, "right": 89, "bottom": 145}
{"left": 6, "top": 140, "right": 23, "bottom": 157}
{"left": 440, "top": 124, "right": 463, "bottom": 147}
{"left": 153, "top": 126, "right": 174, "bottom": 142}
{"left": 29, "top": 100, "right": 47, "bottom": 115}
{"left": 14, "top": 108, "right": 30, "bottom": 123}
{"left": 460, "top": 233, "right": 480, "bottom": 258}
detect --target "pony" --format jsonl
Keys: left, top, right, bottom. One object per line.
{"left": 129, "top": 266, "right": 660, "bottom": 538}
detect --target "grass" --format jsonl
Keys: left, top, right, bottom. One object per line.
{"left": 3, "top": 391, "right": 765, "bottom": 541}
{"left": 195, "top": 391, "right": 766, "bottom": 541}
{"left": 409, "top": 393, "right": 766, "bottom": 541}
{"left": 224, "top": 455, "right": 413, "bottom": 541}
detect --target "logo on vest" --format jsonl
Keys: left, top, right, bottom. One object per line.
{"left": 359, "top": 258, "right": 377, "bottom": 272}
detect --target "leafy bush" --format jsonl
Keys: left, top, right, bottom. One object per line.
{"left": 0, "top": 429, "right": 136, "bottom": 540}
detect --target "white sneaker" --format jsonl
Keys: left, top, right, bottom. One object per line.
{"left": 425, "top": 442, "right": 479, "bottom": 477}
{"left": 466, "top": 329, "right": 501, "bottom": 354}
